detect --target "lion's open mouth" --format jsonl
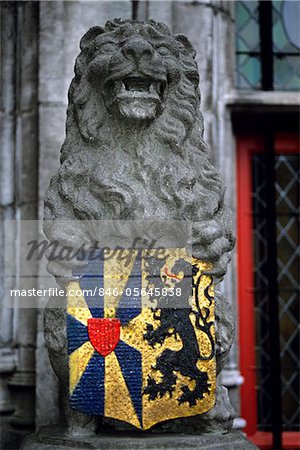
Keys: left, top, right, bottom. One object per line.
{"left": 107, "top": 74, "right": 167, "bottom": 120}
{"left": 120, "top": 76, "right": 166, "bottom": 100}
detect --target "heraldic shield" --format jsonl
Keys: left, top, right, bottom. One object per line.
{"left": 66, "top": 249, "right": 216, "bottom": 429}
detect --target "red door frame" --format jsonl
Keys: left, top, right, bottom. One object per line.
{"left": 236, "top": 133, "right": 300, "bottom": 449}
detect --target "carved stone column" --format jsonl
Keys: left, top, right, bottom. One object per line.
{"left": 0, "top": 4, "right": 17, "bottom": 424}
{"left": 0, "top": 2, "right": 39, "bottom": 448}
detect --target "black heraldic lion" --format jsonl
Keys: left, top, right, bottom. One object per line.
{"left": 144, "top": 257, "right": 214, "bottom": 406}
{"left": 44, "top": 19, "right": 235, "bottom": 430}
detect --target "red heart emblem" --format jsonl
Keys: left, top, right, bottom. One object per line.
{"left": 87, "top": 318, "right": 120, "bottom": 357}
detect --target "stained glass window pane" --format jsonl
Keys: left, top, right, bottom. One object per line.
{"left": 236, "top": 54, "right": 261, "bottom": 89}
{"left": 274, "top": 56, "right": 300, "bottom": 91}
{"left": 273, "top": 0, "right": 300, "bottom": 52}
{"left": 272, "top": 0, "right": 300, "bottom": 90}
{"left": 235, "top": 1, "right": 262, "bottom": 89}
{"left": 236, "top": 1, "right": 260, "bottom": 52}
{"left": 235, "top": 0, "right": 300, "bottom": 90}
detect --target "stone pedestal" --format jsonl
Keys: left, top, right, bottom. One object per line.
{"left": 22, "top": 426, "right": 258, "bottom": 450}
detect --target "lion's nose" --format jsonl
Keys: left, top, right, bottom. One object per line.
{"left": 122, "top": 38, "right": 154, "bottom": 61}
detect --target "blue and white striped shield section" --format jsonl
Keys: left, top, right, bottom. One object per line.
{"left": 66, "top": 248, "right": 216, "bottom": 429}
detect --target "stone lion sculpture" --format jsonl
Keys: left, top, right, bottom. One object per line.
{"left": 43, "top": 19, "right": 235, "bottom": 436}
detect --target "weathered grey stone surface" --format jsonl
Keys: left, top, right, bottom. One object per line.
{"left": 22, "top": 427, "right": 257, "bottom": 449}
{"left": 41, "top": 18, "right": 241, "bottom": 443}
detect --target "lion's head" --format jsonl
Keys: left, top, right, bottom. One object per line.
{"left": 65, "top": 19, "right": 201, "bottom": 143}
{"left": 82, "top": 20, "right": 187, "bottom": 122}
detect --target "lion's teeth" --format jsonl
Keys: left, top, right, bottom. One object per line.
{"left": 151, "top": 82, "right": 165, "bottom": 97}
{"left": 149, "top": 83, "right": 157, "bottom": 94}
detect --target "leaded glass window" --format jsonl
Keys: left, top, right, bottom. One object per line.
{"left": 235, "top": 1, "right": 300, "bottom": 90}
{"left": 252, "top": 152, "right": 300, "bottom": 430}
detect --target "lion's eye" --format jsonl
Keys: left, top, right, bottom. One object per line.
{"left": 98, "top": 43, "right": 118, "bottom": 53}
{"left": 157, "top": 46, "right": 173, "bottom": 56}
{"left": 180, "top": 179, "right": 196, "bottom": 190}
